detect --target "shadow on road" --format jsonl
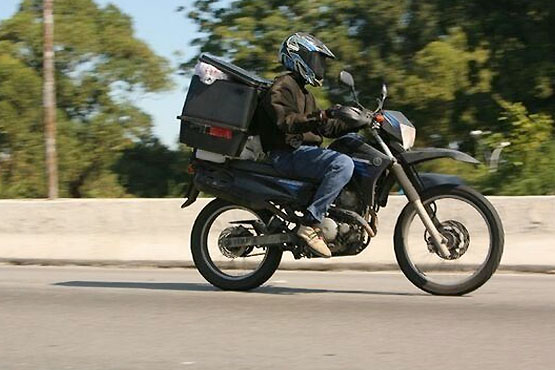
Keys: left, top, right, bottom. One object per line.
{"left": 54, "top": 281, "right": 426, "bottom": 297}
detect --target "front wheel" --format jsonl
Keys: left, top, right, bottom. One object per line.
{"left": 191, "top": 198, "right": 283, "bottom": 290}
{"left": 394, "top": 185, "right": 504, "bottom": 296}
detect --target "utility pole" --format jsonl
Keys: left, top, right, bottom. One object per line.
{"left": 43, "top": 0, "right": 58, "bottom": 199}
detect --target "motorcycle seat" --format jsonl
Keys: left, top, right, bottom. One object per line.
{"left": 227, "top": 159, "right": 319, "bottom": 184}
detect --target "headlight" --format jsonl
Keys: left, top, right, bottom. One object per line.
{"left": 400, "top": 123, "right": 416, "bottom": 150}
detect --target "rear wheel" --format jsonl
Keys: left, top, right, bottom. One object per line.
{"left": 191, "top": 198, "right": 283, "bottom": 290}
{"left": 394, "top": 185, "right": 504, "bottom": 295}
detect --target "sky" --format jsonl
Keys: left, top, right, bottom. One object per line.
{"left": 0, "top": 0, "right": 200, "bottom": 149}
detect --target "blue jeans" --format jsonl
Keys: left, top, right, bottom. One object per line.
{"left": 269, "top": 146, "right": 354, "bottom": 223}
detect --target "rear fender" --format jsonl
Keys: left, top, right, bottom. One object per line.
{"left": 181, "top": 181, "right": 199, "bottom": 208}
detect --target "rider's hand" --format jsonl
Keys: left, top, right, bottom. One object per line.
{"left": 324, "top": 105, "right": 343, "bottom": 120}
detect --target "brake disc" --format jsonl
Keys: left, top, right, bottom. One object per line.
{"left": 426, "top": 220, "right": 470, "bottom": 260}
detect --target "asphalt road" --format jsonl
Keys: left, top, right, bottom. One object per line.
{"left": 1, "top": 266, "right": 554, "bottom": 370}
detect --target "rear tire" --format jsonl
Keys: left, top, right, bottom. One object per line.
{"left": 191, "top": 198, "right": 283, "bottom": 290}
{"left": 394, "top": 185, "right": 504, "bottom": 296}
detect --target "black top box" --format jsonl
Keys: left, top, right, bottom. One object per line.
{"left": 178, "top": 54, "right": 273, "bottom": 156}
{"left": 198, "top": 53, "right": 272, "bottom": 89}
{"left": 181, "top": 75, "right": 258, "bottom": 132}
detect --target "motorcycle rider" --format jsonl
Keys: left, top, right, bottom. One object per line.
{"left": 257, "top": 32, "right": 365, "bottom": 258}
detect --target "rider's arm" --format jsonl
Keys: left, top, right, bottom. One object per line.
{"left": 316, "top": 117, "right": 357, "bottom": 138}
{"left": 269, "top": 84, "right": 322, "bottom": 134}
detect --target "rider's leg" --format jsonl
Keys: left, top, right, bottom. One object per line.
{"left": 305, "top": 152, "right": 354, "bottom": 223}
{"left": 270, "top": 145, "right": 355, "bottom": 223}
{"left": 270, "top": 146, "right": 354, "bottom": 258}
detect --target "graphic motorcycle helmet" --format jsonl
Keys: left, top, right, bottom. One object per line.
{"left": 278, "top": 32, "right": 336, "bottom": 87}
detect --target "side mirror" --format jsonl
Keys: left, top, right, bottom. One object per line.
{"left": 374, "top": 83, "right": 388, "bottom": 112}
{"left": 339, "top": 70, "right": 360, "bottom": 105}
{"left": 339, "top": 71, "right": 355, "bottom": 89}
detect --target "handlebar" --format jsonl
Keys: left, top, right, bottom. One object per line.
{"left": 330, "top": 105, "right": 376, "bottom": 129}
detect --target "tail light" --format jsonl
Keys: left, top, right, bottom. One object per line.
{"left": 208, "top": 126, "right": 233, "bottom": 139}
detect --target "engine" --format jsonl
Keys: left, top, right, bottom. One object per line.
{"left": 335, "top": 188, "right": 361, "bottom": 212}
{"left": 313, "top": 188, "right": 370, "bottom": 256}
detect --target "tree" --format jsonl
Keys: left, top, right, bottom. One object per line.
{"left": 114, "top": 138, "right": 192, "bottom": 198}
{"left": 182, "top": 0, "right": 554, "bottom": 194}
{"left": 0, "top": 42, "right": 44, "bottom": 197}
{"left": 0, "top": 0, "right": 173, "bottom": 197}
{"left": 480, "top": 99, "right": 554, "bottom": 195}
{"left": 180, "top": 0, "right": 496, "bottom": 138}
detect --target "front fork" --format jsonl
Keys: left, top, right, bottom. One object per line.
{"left": 389, "top": 163, "right": 451, "bottom": 258}
{"left": 372, "top": 130, "right": 451, "bottom": 258}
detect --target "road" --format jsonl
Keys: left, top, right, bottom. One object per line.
{"left": 1, "top": 266, "right": 554, "bottom": 370}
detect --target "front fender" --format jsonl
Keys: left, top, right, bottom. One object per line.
{"left": 419, "top": 172, "right": 464, "bottom": 188}
{"left": 376, "top": 171, "right": 465, "bottom": 208}
{"left": 400, "top": 148, "right": 480, "bottom": 165}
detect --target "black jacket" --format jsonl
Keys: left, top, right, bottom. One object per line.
{"left": 254, "top": 72, "right": 354, "bottom": 152}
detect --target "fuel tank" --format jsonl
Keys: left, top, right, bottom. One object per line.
{"left": 328, "top": 133, "right": 392, "bottom": 205}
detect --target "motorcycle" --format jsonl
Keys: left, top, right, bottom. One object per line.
{"left": 182, "top": 71, "right": 504, "bottom": 296}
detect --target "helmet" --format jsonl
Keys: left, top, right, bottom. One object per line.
{"left": 278, "top": 32, "right": 335, "bottom": 87}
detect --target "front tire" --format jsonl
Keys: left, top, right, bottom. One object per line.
{"left": 191, "top": 198, "right": 283, "bottom": 291}
{"left": 394, "top": 185, "right": 504, "bottom": 296}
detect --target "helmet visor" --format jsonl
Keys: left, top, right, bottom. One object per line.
{"left": 309, "top": 52, "right": 327, "bottom": 80}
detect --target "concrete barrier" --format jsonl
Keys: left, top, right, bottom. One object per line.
{"left": 0, "top": 196, "right": 553, "bottom": 270}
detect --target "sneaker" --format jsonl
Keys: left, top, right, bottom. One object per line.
{"left": 296, "top": 225, "right": 332, "bottom": 258}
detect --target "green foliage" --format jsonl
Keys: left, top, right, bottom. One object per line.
{"left": 479, "top": 99, "right": 554, "bottom": 195}
{"left": 0, "top": 42, "right": 45, "bottom": 197}
{"left": 1, "top": 0, "right": 553, "bottom": 197}
{"left": 0, "top": 0, "right": 178, "bottom": 198}
{"left": 114, "top": 139, "right": 192, "bottom": 198}
{"left": 182, "top": 0, "right": 555, "bottom": 195}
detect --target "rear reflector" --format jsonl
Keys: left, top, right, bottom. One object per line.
{"left": 208, "top": 127, "right": 233, "bottom": 139}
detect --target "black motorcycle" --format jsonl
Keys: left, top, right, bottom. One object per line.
{"left": 182, "top": 70, "right": 504, "bottom": 296}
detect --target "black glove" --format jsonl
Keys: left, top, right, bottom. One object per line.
{"left": 333, "top": 106, "right": 368, "bottom": 131}
{"left": 324, "top": 104, "right": 343, "bottom": 120}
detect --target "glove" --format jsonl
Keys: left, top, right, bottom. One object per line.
{"left": 324, "top": 104, "right": 343, "bottom": 120}
{"left": 344, "top": 107, "right": 368, "bottom": 130}
{"left": 332, "top": 106, "right": 367, "bottom": 131}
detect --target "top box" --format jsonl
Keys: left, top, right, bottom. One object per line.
{"left": 198, "top": 53, "right": 272, "bottom": 89}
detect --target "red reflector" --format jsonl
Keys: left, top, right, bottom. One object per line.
{"left": 187, "top": 164, "right": 195, "bottom": 174}
{"left": 209, "top": 127, "right": 233, "bottom": 139}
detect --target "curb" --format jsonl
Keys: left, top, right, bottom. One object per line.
{"left": 1, "top": 258, "right": 554, "bottom": 274}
